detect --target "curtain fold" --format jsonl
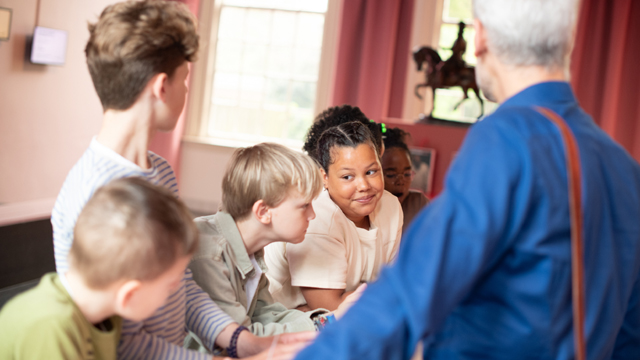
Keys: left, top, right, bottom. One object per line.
{"left": 148, "top": 0, "right": 200, "bottom": 182}
{"left": 571, "top": 0, "right": 640, "bottom": 162}
{"left": 331, "top": 0, "right": 415, "bottom": 120}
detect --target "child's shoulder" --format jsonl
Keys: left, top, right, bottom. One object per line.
{"left": 308, "top": 190, "right": 345, "bottom": 232}
{"left": 0, "top": 275, "right": 104, "bottom": 359}
{"left": 378, "top": 190, "right": 403, "bottom": 213}
{"left": 371, "top": 190, "right": 403, "bottom": 230}
{"left": 0, "top": 274, "right": 79, "bottom": 338}
{"left": 192, "top": 212, "right": 234, "bottom": 259}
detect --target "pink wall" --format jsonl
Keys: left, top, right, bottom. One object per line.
{"left": 383, "top": 118, "right": 469, "bottom": 197}
{"left": 0, "top": 0, "right": 115, "bottom": 220}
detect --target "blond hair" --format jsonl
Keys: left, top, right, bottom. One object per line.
{"left": 222, "top": 143, "right": 323, "bottom": 221}
{"left": 85, "top": 0, "right": 199, "bottom": 110}
{"left": 70, "top": 177, "right": 198, "bottom": 289}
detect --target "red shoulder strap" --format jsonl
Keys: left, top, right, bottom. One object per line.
{"left": 535, "top": 106, "right": 586, "bottom": 360}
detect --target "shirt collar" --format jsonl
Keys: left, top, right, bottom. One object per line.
{"left": 216, "top": 211, "right": 256, "bottom": 279}
{"left": 499, "top": 81, "right": 576, "bottom": 110}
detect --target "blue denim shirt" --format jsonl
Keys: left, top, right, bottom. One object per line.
{"left": 295, "top": 82, "right": 640, "bottom": 360}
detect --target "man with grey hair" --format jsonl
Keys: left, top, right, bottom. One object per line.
{"left": 293, "top": 0, "right": 640, "bottom": 359}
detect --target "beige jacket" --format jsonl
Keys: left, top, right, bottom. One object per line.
{"left": 189, "top": 212, "right": 323, "bottom": 336}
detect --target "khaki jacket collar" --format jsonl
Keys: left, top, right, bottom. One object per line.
{"left": 216, "top": 211, "right": 267, "bottom": 279}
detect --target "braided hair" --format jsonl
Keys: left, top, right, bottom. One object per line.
{"left": 315, "top": 122, "right": 377, "bottom": 172}
{"left": 303, "top": 105, "right": 382, "bottom": 160}
{"left": 382, "top": 127, "right": 410, "bottom": 156}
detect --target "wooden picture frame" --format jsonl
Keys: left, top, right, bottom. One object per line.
{"left": 409, "top": 147, "right": 436, "bottom": 197}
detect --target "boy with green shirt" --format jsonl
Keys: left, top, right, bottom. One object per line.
{"left": 0, "top": 178, "right": 198, "bottom": 359}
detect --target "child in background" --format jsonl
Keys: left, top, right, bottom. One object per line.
{"left": 190, "top": 143, "right": 361, "bottom": 336}
{"left": 0, "top": 178, "right": 197, "bottom": 360}
{"left": 265, "top": 122, "right": 402, "bottom": 311}
{"left": 381, "top": 127, "right": 429, "bottom": 231}
{"left": 50, "top": 1, "right": 307, "bottom": 358}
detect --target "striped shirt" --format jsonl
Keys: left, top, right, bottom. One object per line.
{"left": 51, "top": 138, "right": 234, "bottom": 360}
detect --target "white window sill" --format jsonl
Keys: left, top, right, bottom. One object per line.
{"left": 182, "top": 135, "right": 305, "bottom": 152}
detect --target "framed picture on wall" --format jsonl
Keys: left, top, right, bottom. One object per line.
{"left": 0, "top": 7, "right": 12, "bottom": 41}
{"left": 409, "top": 147, "right": 436, "bottom": 197}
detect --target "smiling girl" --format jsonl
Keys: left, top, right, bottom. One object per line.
{"left": 265, "top": 122, "right": 403, "bottom": 311}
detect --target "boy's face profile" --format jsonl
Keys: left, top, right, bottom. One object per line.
{"left": 268, "top": 190, "right": 316, "bottom": 244}
{"left": 323, "top": 144, "right": 384, "bottom": 225}
{"left": 381, "top": 147, "right": 413, "bottom": 202}
{"left": 157, "top": 61, "right": 190, "bottom": 132}
{"left": 118, "top": 255, "right": 190, "bottom": 322}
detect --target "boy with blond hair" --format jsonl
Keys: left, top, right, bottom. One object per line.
{"left": 0, "top": 178, "right": 198, "bottom": 359}
{"left": 51, "top": 1, "right": 309, "bottom": 358}
{"left": 190, "top": 143, "right": 359, "bottom": 336}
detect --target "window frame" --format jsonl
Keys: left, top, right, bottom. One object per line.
{"left": 184, "top": 0, "right": 342, "bottom": 149}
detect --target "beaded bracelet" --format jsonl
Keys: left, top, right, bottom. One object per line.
{"left": 225, "top": 325, "right": 248, "bottom": 358}
{"left": 313, "top": 313, "right": 336, "bottom": 331}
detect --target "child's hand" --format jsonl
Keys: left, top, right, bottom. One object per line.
{"left": 245, "top": 340, "right": 308, "bottom": 360}
{"left": 333, "top": 283, "right": 367, "bottom": 319}
{"left": 238, "top": 331, "right": 316, "bottom": 359}
{"left": 276, "top": 331, "right": 317, "bottom": 344}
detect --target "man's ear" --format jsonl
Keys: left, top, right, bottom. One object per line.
{"left": 473, "top": 18, "right": 488, "bottom": 58}
{"left": 114, "top": 280, "right": 142, "bottom": 315}
{"left": 252, "top": 200, "right": 271, "bottom": 225}
{"left": 320, "top": 168, "right": 328, "bottom": 190}
{"left": 150, "top": 72, "right": 169, "bottom": 103}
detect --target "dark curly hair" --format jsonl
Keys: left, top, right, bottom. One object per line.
{"left": 382, "top": 127, "right": 410, "bottom": 155}
{"left": 303, "top": 105, "right": 382, "bottom": 160}
{"left": 315, "top": 122, "right": 377, "bottom": 172}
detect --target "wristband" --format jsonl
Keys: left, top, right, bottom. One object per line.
{"left": 225, "top": 326, "right": 248, "bottom": 358}
{"left": 313, "top": 313, "right": 336, "bottom": 331}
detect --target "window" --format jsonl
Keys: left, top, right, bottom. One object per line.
{"left": 430, "top": 0, "right": 497, "bottom": 123}
{"left": 186, "top": 0, "right": 335, "bottom": 148}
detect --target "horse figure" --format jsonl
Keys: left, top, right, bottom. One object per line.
{"left": 413, "top": 46, "right": 484, "bottom": 119}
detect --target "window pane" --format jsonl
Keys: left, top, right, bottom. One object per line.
{"left": 265, "top": 78, "right": 289, "bottom": 106}
{"left": 443, "top": 0, "right": 473, "bottom": 23}
{"left": 271, "top": 12, "right": 296, "bottom": 46}
{"left": 432, "top": 88, "right": 482, "bottom": 123}
{"left": 218, "top": 7, "right": 245, "bottom": 40}
{"left": 290, "top": 81, "right": 315, "bottom": 109}
{"left": 296, "top": 13, "right": 325, "bottom": 48}
{"left": 212, "top": 72, "right": 240, "bottom": 105}
{"left": 239, "top": 75, "right": 265, "bottom": 104}
{"left": 241, "top": 44, "right": 268, "bottom": 74}
{"left": 293, "top": 48, "right": 321, "bottom": 79}
{"left": 267, "top": 47, "right": 293, "bottom": 76}
{"left": 215, "top": 41, "right": 243, "bottom": 72}
{"left": 285, "top": 107, "right": 314, "bottom": 141}
{"left": 244, "top": 9, "right": 272, "bottom": 44}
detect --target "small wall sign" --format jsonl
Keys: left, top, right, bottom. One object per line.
{"left": 0, "top": 7, "right": 12, "bottom": 41}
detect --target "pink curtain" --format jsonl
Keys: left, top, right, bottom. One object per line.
{"left": 571, "top": 0, "right": 640, "bottom": 162}
{"left": 148, "top": 0, "right": 201, "bottom": 182}
{"left": 331, "top": 0, "right": 415, "bottom": 120}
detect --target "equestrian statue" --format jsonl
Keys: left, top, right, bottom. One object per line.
{"left": 413, "top": 22, "right": 484, "bottom": 119}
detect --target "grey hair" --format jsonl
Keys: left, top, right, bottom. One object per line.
{"left": 473, "top": 0, "right": 579, "bottom": 71}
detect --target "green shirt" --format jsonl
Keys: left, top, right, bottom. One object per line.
{"left": 189, "top": 212, "right": 326, "bottom": 336}
{"left": 0, "top": 273, "right": 122, "bottom": 360}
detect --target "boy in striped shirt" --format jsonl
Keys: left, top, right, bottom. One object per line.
{"left": 51, "top": 1, "right": 311, "bottom": 359}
